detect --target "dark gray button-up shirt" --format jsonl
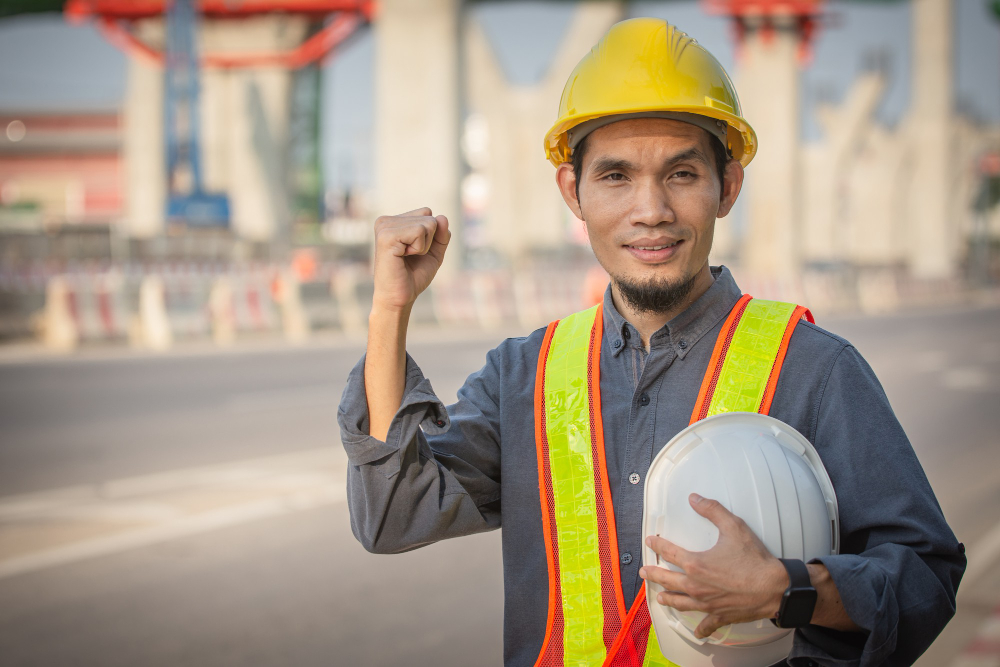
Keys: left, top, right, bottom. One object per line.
{"left": 338, "top": 266, "right": 965, "bottom": 667}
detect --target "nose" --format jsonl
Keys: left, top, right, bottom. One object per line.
{"left": 628, "top": 177, "right": 674, "bottom": 227}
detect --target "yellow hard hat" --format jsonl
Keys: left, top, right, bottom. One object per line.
{"left": 543, "top": 17, "right": 757, "bottom": 168}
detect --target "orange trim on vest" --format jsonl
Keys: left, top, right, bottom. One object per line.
{"left": 534, "top": 320, "right": 563, "bottom": 666}
{"left": 690, "top": 294, "right": 752, "bottom": 424}
{"left": 758, "top": 305, "right": 812, "bottom": 415}
{"left": 602, "top": 592, "right": 650, "bottom": 666}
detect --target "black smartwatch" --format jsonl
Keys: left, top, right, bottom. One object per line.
{"left": 771, "top": 558, "right": 817, "bottom": 629}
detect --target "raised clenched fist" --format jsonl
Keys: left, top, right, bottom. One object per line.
{"left": 371, "top": 207, "right": 451, "bottom": 312}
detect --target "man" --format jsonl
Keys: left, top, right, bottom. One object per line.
{"left": 338, "top": 17, "right": 965, "bottom": 666}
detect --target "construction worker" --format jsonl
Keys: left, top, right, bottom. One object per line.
{"left": 338, "top": 17, "right": 965, "bottom": 666}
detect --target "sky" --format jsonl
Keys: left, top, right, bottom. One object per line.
{"left": 1, "top": 0, "right": 998, "bottom": 193}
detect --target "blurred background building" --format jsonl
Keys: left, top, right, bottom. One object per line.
{"left": 0, "top": 0, "right": 998, "bottom": 348}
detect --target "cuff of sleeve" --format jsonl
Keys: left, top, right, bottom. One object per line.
{"left": 787, "top": 555, "right": 897, "bottom": 667}
{"left": 337, "top": 353, "right": 451, "bottom": 475}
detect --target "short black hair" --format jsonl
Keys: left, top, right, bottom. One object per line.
{"left": 570, "top": 127, "right": 729, "bottom": 202}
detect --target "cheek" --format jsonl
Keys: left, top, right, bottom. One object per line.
{"left": 580, "top": 190, "right": 628, "bottom": 238}
{"left": 676, "top": 188, "right": 721, "bottom": 228}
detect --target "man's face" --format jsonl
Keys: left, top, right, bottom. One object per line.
{"left": 556, "top": 118, "right": 743, "bottom": 308}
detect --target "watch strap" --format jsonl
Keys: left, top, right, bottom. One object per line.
{"left": 779, "top": 558, "right": 811, "bottom": 589}
{"left": 772, "top": 558, "right": 817, "bottom": 629}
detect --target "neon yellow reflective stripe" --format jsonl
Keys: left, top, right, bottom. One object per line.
{"left": 706, "top": 299, "right": 796, "bottom": 417}
{"left": 642, "top": 623, "right": 680, "bottom": 667}
{"left": 544, "top": 305, "right": 605, "bottom": 665}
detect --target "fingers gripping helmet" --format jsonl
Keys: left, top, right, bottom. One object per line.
{"left": 543, "top": 17, "right": 758, "bottom": 168}
{"left": 642, "top": 413, "right": 840, "bottom": 667}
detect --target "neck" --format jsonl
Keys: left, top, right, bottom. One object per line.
{"left": 610, "top": 264, "right": 714, "bottom": 350}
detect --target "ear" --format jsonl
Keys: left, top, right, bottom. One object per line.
{"left": 716, "top": 159, "right": 744, "bottom": 219}
{"left": 555, "top": 162, "right": 585, "bottom": 221}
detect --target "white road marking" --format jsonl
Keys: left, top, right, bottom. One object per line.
{"left": 942, "top": 368, "right": 992, "bottom": 391}
{"left": 0, "top": 484, "right": 345, "bottom": 581}
{"left": 2, "top": 501, "right": 182, "bottom": 523}
{"left": 0, "top": 448, "right": 348, "bottom": 580}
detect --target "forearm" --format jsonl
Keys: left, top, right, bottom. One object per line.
{"left": 807, "top": 563, "right": 860, "bottom": 632}
{"left": 365, "top": 305, "right": 411, "bottom": 441}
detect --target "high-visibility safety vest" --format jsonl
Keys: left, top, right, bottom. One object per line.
{"left": 533, "top": 294, "right": 813, "bottom": 667}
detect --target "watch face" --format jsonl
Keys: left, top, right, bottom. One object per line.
{"left": 780, "top": 588, "right": 818, "bottom": 628}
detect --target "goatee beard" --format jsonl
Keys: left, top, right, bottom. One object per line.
{"left": 614, "top": 273, "right": 698, "bottom": 315}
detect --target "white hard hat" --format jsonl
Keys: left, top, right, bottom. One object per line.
{"left": 642, "top": 412, "right": 839, "bottom": 667}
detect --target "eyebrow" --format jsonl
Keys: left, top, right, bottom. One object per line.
{"left": 587, "top": 147, "right": 711, "bottom": 176}
{"left": 589, "top": 157, "right": 636, "bottom": 174}
{"left": 667, "top": 147, "right": 711, "bottom": 167}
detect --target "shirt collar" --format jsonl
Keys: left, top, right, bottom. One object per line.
{"left": 601, "top": 265, "right": 743, "bottom": 359}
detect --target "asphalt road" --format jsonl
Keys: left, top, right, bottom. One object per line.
{"left": 0, "top": 303, "right": 998, "bottom": 666}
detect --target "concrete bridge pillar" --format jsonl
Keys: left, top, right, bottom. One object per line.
{"left": 122, "top": 22, "right": 166, "bottom": 239}
{"left": 736, "top": 22, "right": 802, "bottom": 279}
{"left": 374, "top": 0, "right": 462, "bottom": 275}
{"left": 464, "top": 1, "right": 623, "bottom": 265}
{"left": 121, "top": 16, "right": 307, "bottom": 241}
{"left": 907, "top": 0, "right": 955, "bottom": 278}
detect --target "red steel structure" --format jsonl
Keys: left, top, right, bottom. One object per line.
{"left": 703, "top": 0, "right": 825, "bottom": 62}
{"left": 64, "top": 0, "right": 375, "bottom": 69}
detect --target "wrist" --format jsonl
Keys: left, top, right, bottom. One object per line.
{"left": 369, "top": 301, "right": 413, "bottom": 324}
{"left": 763, "top": 557, "right": 789, "bottom": 619}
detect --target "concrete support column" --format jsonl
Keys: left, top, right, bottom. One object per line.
{"left": 908, "top": 0, "right": 955, "bottom": 278}
{"left": 464, "top": 1, "right": 623, "bottom": 265}
{"left": 375, "top": 0, "right": 461, "bottom": 275}
{"left": 737, "top": 24, "right": 801, "bottom": 278}
{"left": 202, "top": 16, "right": 308, "bottom": 242}
{"left": 122, "top": 21, "right": 166, "bottom": 238}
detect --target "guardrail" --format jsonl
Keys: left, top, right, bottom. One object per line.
{"left": 0, "top": 262, "right": 990, "bottom": 352}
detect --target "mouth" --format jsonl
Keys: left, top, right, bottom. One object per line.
{"left": 623, "top": 239, "right": 684, "bottom": 263}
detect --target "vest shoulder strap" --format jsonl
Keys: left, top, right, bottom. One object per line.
{"left": 691, "top": 295, "right": 813, "bottom": 422}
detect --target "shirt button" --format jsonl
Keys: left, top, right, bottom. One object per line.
{"left": 629, "top": 472, "right": 640, "bottom": 485}
{"left": 621, "top": 552, "right": 633, "bottom": 565}
{"left": 639, "top": 393, "right": 650, "bottom": 406}
{"left": 435, "top": 420, "right": 445, "bottom": 427}
{"left": 623, "top": 328, "right": 631, "bottom": 340}
{"left": 678, "top": 340, "right": 687, "bottom": 349}
{"left": 613, "top": 339, "right": 622, "bottom": 349}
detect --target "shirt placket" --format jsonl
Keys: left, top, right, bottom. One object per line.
{"left": 616, "top": 333, "right": 674, "bottom": 600}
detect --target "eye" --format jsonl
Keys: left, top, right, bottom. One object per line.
{"left": 672, "top": 170, "right": 697, "bottom": 180}
{"left": 604, "top": 172, "right": 628, "bottom": 182}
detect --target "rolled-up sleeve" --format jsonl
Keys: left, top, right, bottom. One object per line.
{"left": 337, "top": 351, "right": 503, "bottom": 554}
{"left": 788, "top": 345, "right": 966, "bottom": 667}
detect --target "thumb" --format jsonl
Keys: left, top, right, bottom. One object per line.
{"left": 690, "top": 494, "right": 735, "bottom": 530}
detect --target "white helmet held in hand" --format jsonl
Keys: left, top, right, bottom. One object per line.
{"left": 642, "top": 412, "right": 839, "bottom": 667}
